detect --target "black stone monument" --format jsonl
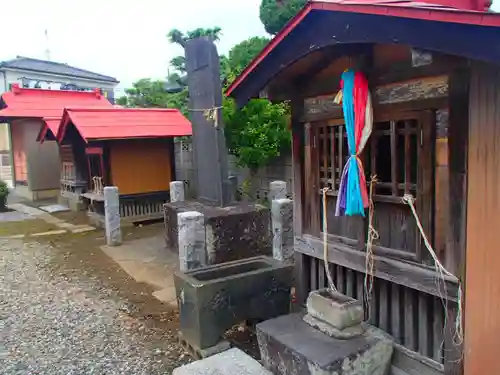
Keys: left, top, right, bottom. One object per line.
{"left": 164, "top": 37, "right": 271, "bottom": 263}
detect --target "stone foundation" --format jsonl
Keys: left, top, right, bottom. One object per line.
{"left": 257, "top": 313, "right": 394, "bottom": 375}
{"left": 164, "top": 200, "right": 271, "bottom": 263}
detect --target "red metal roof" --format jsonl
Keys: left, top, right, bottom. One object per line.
{"left": 0, "top": 84, "right": 112, "bottom": 119}
{"left": 36, "top": 117, "right": 61, "bottom": 142}
{"left": 58, "top": 107, "right": 192, "bottom": 142}
{"left": 226, "top": 0, "right": 500, "bottom": 97}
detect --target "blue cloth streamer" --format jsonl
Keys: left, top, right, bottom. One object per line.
{"left": 340, "top": 70, "right": 365, "bottom": 217}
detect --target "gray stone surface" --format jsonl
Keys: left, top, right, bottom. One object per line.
{"left": 173, "top": 348, "right": 272, "bottom": 375}
{"left": 269, "top": 181, "right": 287, "bottom": 202}
{"left": 104, "top": 186, "right": 122, "bottom": 246}
{"left": 185, "top": 37, "right": 231, "bottom": 206}
{"left": 171, "top": 181, "right": 186, "bottom": 203}
{"left": 174, "top": 256, "right": 293, "bottom": 349}
{"left": 178, "top": 211, "right": 206, "bottom": 272}
{"left": 257, "top": 313, "right": 394, "bottom": 375}
{"left": 303, "top": 314, "right": 365, "bottom": 339}
{"left": 164, "top": 201, "right": 271, "bottom": 264}
{"left": 271, "top": 198, "right": 294, "bottom": 263}
{"left": 306, "top": 289, "right": 364, "bottom": 332}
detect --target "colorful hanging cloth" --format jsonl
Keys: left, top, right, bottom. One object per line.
{"left": 334, "top": 70, "right": 373, "bottom": 217}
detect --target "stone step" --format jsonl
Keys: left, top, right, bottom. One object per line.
{"left": 256, "top": 313, "right": 394, "bottom": 375}
{"left": 173, "top": 348, "right": 272, "bottom": 375}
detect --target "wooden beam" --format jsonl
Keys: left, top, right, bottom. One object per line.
{"left": 302, "top": 76, "right": 448, "bottom": 122}
{"left": 295, "top": 234, "right": 460, "bottom": 301}
{"left": 301, "top": 56, "right": 463, "bottom": 99}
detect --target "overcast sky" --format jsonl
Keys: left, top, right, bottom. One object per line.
{"left": 1, "top": 0, "right": 498, "bottom": 96}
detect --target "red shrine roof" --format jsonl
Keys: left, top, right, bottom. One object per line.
{"left": 0, "top": 84, "right": 112, "bottom": 119}
{"left": 57, "top": 107, "right": 192, "bottom": 143}
{"left": 226, "top": 0, "right": 500, "bottom": 98}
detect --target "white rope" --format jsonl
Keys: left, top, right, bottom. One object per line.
{"left": 402, "top": 193, "right": 464, "bottom": 348}
{"left": 364, "top": 175, "right": 379, "bottom": 321}
{"left": 321, "top": 187, "right": 337, "bottom": 292}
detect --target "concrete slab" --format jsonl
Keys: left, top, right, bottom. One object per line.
{"left": 152, "top": 286, "right": 177, "bottom": 306}
{"left": 100, "top": 234, "right": 179, "bottom": 303}
{"left": 30, "top": 229, "right": 67, "bottom": 237}
{"left": 0, "top": 211, "right": 37, "bottom": 222}
{"left": 70, "top": 225, "right": 96, "bottom": 233}
{"left": 39, "top": 204, "right": 70, "bottom": 213}
{"left": 173, "top": 348, "right": 272, "bottom": 375}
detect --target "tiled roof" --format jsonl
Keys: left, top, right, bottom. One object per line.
{"left": 0, "top": 56, "right": 118, "bottom": 83}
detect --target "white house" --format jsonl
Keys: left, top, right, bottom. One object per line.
{"left": 0, "top": 56, "right": 118, "bottom": 190}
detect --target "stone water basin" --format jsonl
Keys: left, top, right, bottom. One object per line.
{"left": 174, "top": 256, "right": 293, "bottom": 350}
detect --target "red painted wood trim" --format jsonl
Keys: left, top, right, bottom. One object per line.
{"left": 85, "top": 147, "right": 103, "bottom": 155}
{"left": 225, "top": 2, "right": 313, "bottom": 96}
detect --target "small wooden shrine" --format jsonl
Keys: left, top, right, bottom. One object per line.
{"left": 227, "top": 0, "right": 500, "bottom": 374}
{"left": 39, "top": 107, "right": 192, "bottom": 224}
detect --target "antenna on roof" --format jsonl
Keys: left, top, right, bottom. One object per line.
{"left": 44, "top": 29, "right": 51, "bottom": 61}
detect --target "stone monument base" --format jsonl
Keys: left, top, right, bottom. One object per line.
{"left": 164, "top": 200, "right": 271, "bottom": 264}
{"left": 257, "top": 313, "right": 394, "bottom": 375}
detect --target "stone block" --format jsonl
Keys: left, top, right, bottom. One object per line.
{"left": 171, "top": 181, "right": 186, "bottom": 202}
{"left": 306, "top": 289, "right": 364, "bottom": 331}
{"left": 269, "top": 181, "right": 287, "bottom": 201}
{"left": 173, "top": 348, "right": 272, "bottom": 375}
{"left": 178, "top": 211, "right": 206, "bottom": 272}
{"left": 257, "top": 313, "right": 394, "bottom": 375}
{"left": 104, "top": 186, "right": 121, "bottom": 246}
{"left": 164, "top": 201, "right": 271, "bottom": 264}
{"left": 174, "top": 256, "right": 293, "bottom": 349}
{"left": 271, "top": 198, "right": 294, "bottom": 263}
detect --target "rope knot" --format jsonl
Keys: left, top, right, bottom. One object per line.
{"left": 402, "top": 194, "right": 415, "bottom": 205}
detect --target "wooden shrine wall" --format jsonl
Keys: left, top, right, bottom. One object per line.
{"left": 109, "top": 138, "right": 173, "bottom": 196}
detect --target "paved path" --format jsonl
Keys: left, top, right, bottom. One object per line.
{"left": 4, "top": 203, "right": 95, "bottom": 237}
{"left": 0, "top": 238, "right": 190, "bottom": 374}
{"left": 101, "top": 235, "right": 179, "bottom": 307}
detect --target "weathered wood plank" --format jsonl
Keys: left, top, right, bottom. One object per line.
{"left": 295, "top": 234, "right": 459, "bottom": 301}
{"left": 391, "top": 283, "right": 403, "bottom": 343}
{"left": 392, "top": 343, "right": 445, "bottom": 375}
{"left": 294, "top": 251, "right": 309, "bottom": 307}
{"left": 418, "top": 293, "right": 432, "bottom": 358}
{"left": 416, "top": 111, "right": 435, "bottom": 263}
{"left": 432, "top": 297, "right": 445, "bottom": 363}
{"left": 346, "top": 269, "right": 355, "bottom": 298}
{"left": 318, "top": 260, "right": 326, "bottom": 289}
{"left": 379, "top": 279, "right": 390, "bottom": 333}
{"left": 404, "top": 288, "right": 418, "bottom": 351}
{"left": 310, "top": 256, "right": 318, "bottom": 292}
{"left": 291, "top": 95, "right": 305, "bottom": 237}
{"left": 390, "top": 120, "right": 398, "bottom": 195}
{"left": 303, "top": 76, "right": 448, "bottom": 119}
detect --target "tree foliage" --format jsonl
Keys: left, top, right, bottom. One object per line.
{"left": 167, "top": 27, "right": 222, "bottom": 47}
{"left": 259, "top": 0, "right": 307, "bottom": 35}
{"left": 223, "top": 97, "right": 290, "bottom": 171}
{"left": 116, "top": 78, "right": 189, "bottom": 115}
{"left": 222, "top": 37, "right": 291, "bottom": 171}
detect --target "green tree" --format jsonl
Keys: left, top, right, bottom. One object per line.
{"left": 223, "top": 37, "right": 291, "bottom": 175}
{"left": 259, "top": 0, "right": 307, "bottom": 35}
{"left": 167, "top": 27, "right": 222, "bottom": 47}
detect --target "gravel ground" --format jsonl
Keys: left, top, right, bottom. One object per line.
{"left": 0, "top": 238, "right": 190, "bottom": 375}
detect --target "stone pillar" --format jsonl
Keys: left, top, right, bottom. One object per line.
{"left": 271, "top": 198, "right": 294, "bottom": 262}
{"left": 170, "top": 181, "right": 185, "bottom": 203}
{"left": 104, "top": 186, "right": 122, "bottom": 246}
{"left": 228, "top": 175, "right": 238, "bottom": 202}
{"left": 178, "top": 211, "right": 206, "bottom": 272}
{"left": 269, "top": 180, "right": 287, "bottom": 202}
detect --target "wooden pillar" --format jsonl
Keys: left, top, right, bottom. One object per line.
{"left": 443, "top": 68, "right": 469, "bottom": 375}
{"left": 464, "top": 63, "right": 500, "bottom": 375}
{"left": 291, "top": 93, "right": 308, "bottom": 306}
